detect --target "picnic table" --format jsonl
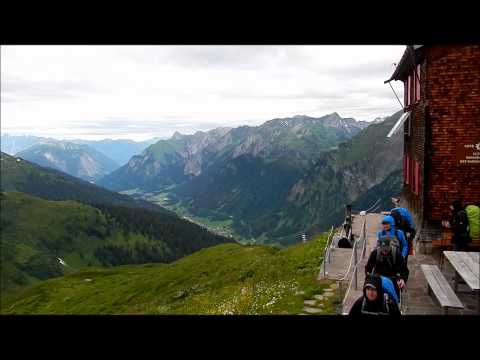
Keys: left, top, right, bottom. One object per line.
{"left": 443, "top": 251, "right": 480, "bottom": 314}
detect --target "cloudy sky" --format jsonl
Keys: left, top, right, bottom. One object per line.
{"left": 1, "top": 45, "right": 405, "bottom": 141}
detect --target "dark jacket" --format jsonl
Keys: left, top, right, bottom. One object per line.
{"left": 451, "top": 201, "right": 471, "bottom": 245}
{"left": 365, "top": 248, "right": 408, "bottom": 282}
{"left": 349, "top": 275, "right": 401, "bottom": 316}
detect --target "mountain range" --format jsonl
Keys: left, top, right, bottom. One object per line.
{"left": 99, "top": 113, "right": 370, "bottom": 192}
{"left": 16, "top": 141, "right": 119, "bottom": 182}
{"left": 1, "top": 134, "right": 160, "bottom": 169}
{"left": 97, "top": 112, "right": 402, "bottom": 245}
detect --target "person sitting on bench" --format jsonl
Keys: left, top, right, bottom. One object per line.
{"left": 349, "top": 274, "right": 401, "bottom": 316}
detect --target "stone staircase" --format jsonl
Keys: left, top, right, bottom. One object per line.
{"left": 298, "top": 283, "right": 339, "bottom": 315}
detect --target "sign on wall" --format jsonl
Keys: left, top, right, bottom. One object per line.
{"left": 456, "top": 142, "right": 480, "bottom": 165}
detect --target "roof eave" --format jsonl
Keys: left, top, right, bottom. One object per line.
{"left": 385, "top": 45, "right": 425, "bottom": 83}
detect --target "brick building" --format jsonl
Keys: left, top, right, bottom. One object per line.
{"left": 385, "top": 45, "right": 480, "bottom": 253}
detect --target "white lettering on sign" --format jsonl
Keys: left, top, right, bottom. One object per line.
{"left": 457, "top": 142, "right": 480, "bottom": 165}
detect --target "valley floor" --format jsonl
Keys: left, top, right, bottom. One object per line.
{"left": 121, "top": 188, "right": 255, "bottom": 243}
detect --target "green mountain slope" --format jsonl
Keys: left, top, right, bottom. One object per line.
{"left": 0, "top": 152, "right": 173, "bottom": 215}
{"left": 319, "top": 169, "right": 403, "bottom": 230}
{"left": 350, "top": 169, "right": 403, "bottom": 212}
{"left": 1, "top": 234, "right": 337, "bottom": 315}
{"left": 0, "top": 191, "right": 232, "bottom": 293}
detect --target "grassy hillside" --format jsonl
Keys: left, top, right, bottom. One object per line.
{"left": 0, "top": 191, "right": 232, "bottom": 293}
{"left": 1, "top": 234, "right": 337, "bottom": 315}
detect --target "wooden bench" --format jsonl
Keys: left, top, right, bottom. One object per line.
{"left": 421, "top": 264, "right": 464, "bottom": 314}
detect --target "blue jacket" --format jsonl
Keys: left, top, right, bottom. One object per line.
{"left": 391, "top": 207, "right": 415, "bottom": 230}
{"left": 377, "top": 215, "right": 408, "bottom": 258}
{"left": 381, "top": 276, "right": 399, "bottom": 304}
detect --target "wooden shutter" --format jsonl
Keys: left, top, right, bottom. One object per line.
{"left": 411, "top": 158, "right": 415, "bottom": 189}
{"left": 415, "top": 162, "right": 421, "bottom": 196}
{"left": 410, "top": 159, "right": 417, "bottom": 194}
{"left": 407, "top": 74, "right": 411, "bottom": 106}
{"left": 403, "top": 155, "right": 407, "bottom": 183}
{"left": 404, "top": 80, "right": 409, "bottom": 107}
{"left": 405, "top": 154, "right": 410, "bottom": 185}
{"left": 410, "top": 73, "right": 415, "bottom": 105}
{"left": 415, "top": 64, "right": 421, "bottom": 102}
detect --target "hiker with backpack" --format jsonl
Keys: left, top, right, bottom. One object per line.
{"left": 349, "top": 274, "right": 401, "bottom": 316}
{"left": 390, "top": 207, "right": 416, "bottom": 262}
{"left": 377, "top": 215, "right": 409, "bottom": 259}
{"left": 448, "top": 200, "right": 471, "bottom": 251}
{"left": 366, "top": 235, "right": 408, "bottom": 298}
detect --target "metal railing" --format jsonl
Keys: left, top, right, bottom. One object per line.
{"left": 339, "top": 213, "right": 368, "bottom": 311}
{"left": 322, "top": 226, "right": 336, "bottom": 276}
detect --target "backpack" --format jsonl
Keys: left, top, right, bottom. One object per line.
{"left": 338, "top": 237, "right": 352, "bottom": 248}
{"left": 391, "top": 209, "right": 410, "bottom": 232}
{"left": 465, "top": 205, "right": 480, "bottom": 240}
{"left": 376, "top": 245, "right": 397, "bottom": 267}
{"left": 377, "top": 231, "right": 402, "bottom": 259}
{"left": 381, "top": 276, "right": 399, "bottom": 304}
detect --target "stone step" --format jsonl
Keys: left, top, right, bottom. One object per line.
{"left": 303, "top": 306, "right": 323, "bottom": 314}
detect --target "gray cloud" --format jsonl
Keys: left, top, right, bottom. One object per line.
{"left": 1, "top": 76, "right": 101, "bottom": 102}
{"left": 58, "top": 118, "right": 228, "bottom": 137}
{"left": 2, "top": 45, "right": 405, "bottom": 140}
{"left": 119, "top": 46, "right": 288, "bottom": 70}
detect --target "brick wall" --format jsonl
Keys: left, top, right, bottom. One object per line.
{"left": 425, "top": 45, "right": 480, "bottom": 221}
{"left": 403, "top": 60, "right": 427, "bottom": 226}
